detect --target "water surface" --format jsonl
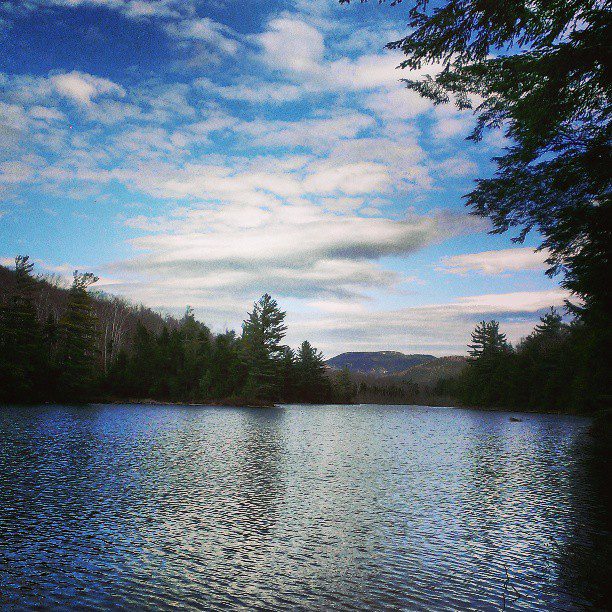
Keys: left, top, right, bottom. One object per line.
{"left": 0, "top": 404, "right": 608, "bottom": 610}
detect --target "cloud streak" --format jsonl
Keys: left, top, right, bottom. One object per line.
{"left": 439, "top": 247, "right": 550, "bottom": 275}
{"left": 0, "top": 2, "right": 557, "bottom": 357}
{"left": 290, "top": 289, "right": 570, "bottom": 356}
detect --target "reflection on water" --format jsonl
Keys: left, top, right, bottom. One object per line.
{"left": 0, "top": 404, "right": 608, "bottom": 610}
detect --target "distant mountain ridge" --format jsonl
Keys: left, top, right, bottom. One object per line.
{"left": 325, "top": 351, "right": 436, "bottom": 375}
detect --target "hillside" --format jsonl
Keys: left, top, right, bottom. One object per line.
{"left": 325, "top": 351, "right": 436, "bottom": 375}
{"left": 388, "top": 356, "right": 468, "bottom": 386}
{"left": 0, "top": 263, "right": 182, "bottom": 373}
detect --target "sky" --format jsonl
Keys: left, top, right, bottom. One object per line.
{"left": 0, "top": 0, "right": 567, "bottom": 356}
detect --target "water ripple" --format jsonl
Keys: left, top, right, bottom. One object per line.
{"left": 0, "top": 404, "right": 608, "bottom": 610}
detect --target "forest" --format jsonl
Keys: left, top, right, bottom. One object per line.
{"left": 0, "top": 256, "right": 337, "bottom": 405}
{"left": 0, "top": 255, "right": 607, "bottom": 412}
{"left": 435, "top": 314, "right": 609, "bottom": 413}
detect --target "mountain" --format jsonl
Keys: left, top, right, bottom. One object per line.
{"left": 325, "top": 351, "right": 436, "bottom": 375}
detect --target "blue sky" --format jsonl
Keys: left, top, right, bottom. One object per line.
{"left": 0, "top": 0, "right": 566, "bottom": 356}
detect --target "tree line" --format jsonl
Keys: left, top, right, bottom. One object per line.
{"left": 0, "top": 256, "right": 333, "bottom": 405}
{"left": 1, "top": 256, "right": 608, "bottom": 411}
{"left": 436, "top": 311, "right": 609, "bottom": 412}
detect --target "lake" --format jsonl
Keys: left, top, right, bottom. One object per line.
{"left": 0, "top": 404, "right": 608, "bottom": 610}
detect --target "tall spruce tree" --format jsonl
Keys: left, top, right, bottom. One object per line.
{"left": 0, "top": 256, "right": 46, "bottom": 402}
{"left": 533, "top": 307, "right": 564, "bottom": 337}
{"left": 58, "top": 271, "right": 99, "bottom": 401}
{"left": 295, "top": 341, "right": 330, "bottom": 403}
{"left": 241, "top": 294, "right": 287, "bottom": 400}
{"left": 468, "top": 320, "right": 510, "bottom": 361}
{"left": 515, "top": 308, "right": 571, "bottom": 408}
{"left": 278, "top": 346, "right": 297, "bottom": 402}
{"left": 463, "top": 320, "right": 512, "bottom": 406}
{"left": 211, "top": 330, "right": 245, "bottom": 399}
{"left": 177, "top": 306, "right": 213, "bottom": 401}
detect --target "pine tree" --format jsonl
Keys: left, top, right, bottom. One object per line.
{"left": 127, "top": 323, "right": 155, "bottom": 397}
{"left": 468, "top": 320, "right": 509, "bottom": 361}
{"left": 533, "top": 307, "right": 564, "bottom": 337}
{"left": 210, "top": 331, "right": 245, "bottom": 399}
{"left": 516, "top": 307, "right": 570, "bottom": 409}
{"left": 467, "top": 321, "right": 489, "bottom": 362}
{"left": 278, "top": 346, "right": 297, "bottom": 402}
{"left": 335, "top": 366, "right": 356, "bottom": 404}
{"left": 0, "top": 256, "right": 46, "bottom": 402}
{"left": 341, "top": 0, "right": 611, "bottom": 323}
{"left": 295, "top": 341, "right": 330, "bottom": 403}
{"left": 463, "top": 320, "right": 512, "bottom": 406}
{"left": 58, "top": 271, "right": 99, "bottom": 401}
{"left": 241, "top": 294, "right": 287, "bottom": 400}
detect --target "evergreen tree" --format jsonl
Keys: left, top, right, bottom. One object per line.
{"left": 128, "top": 323, "right": 156, "bottom": 397}
{"left": 241, "top": 294, "right": 287, "bottom": 400}
{"left": 341, "top": 0, "right": 611, "bottom": 323}
{"left": 58, "top": 271, "right": 99, "bottom": 401}
{"left": 534, "top": 307, "right": 564, "bottom": 337}
{"left": 177, "top": 306, "right": 212, "bottom": 401}
{"left": 463, "top": 320, "right": 512, "bottom": 406}
{"left": 514, "top": 308, "right": 571, "bottom": 409}
{"left": 343, "top": 0, "right": 612, "bottom": 412}
{"left": 468, "top": 320, "right": 510, "bottom": 361}
{"left": 295, "top": 341, "right": 331, "bottom": 403}
{"left": 0, "top": 256, "right": 46, "bottom": 402}
{"left": 210, "top": 331, "right": 246, "bottom": 399}
{"left": 278, "top": 346, "right": 297, "bottom": 402}
{"left": 334, "top": 366, "right": 356, "bottom": 404}
{"left": 467, "top": 321, "right": 490, "bottom": 362}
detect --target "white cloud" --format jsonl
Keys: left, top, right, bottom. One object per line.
{"left": 195, "top": 77, "right": 303, "bottom": 104}
{"left": 99, "top": 204, "right": 465, "bottom": 317}
{"left": 0, "top": 161, "right": 35, "bottom": 183}
{"left": 435, "top": 156, "right": 478, "bottom": 178}
{"left": 164, "top": 17, "right": 238, "bottom": 55}
{"left": 307, "top": 299, "right": 367, "bottom": 315}
{"left": 290, "top": 289, "right": 570, "bottom": 356}
{"left": 258, "top": 17, "right": 325, "bottom": 74}
{"left": 304, "top": 162, "right": 390, "bottom": 194}
{"left": 120, "top": 207, "right": 444, "bottom": 272}
{"left": 365, "top": 87, "right": 433, "bottom": 119}
{"left": 253, "top": 16, "right": 436, "bottom": 101}
{"left": 455, "top": 289, "right": 568, "bottom": 312}
{"left": 235, "top": 112, "right": 375, "bottom": 149}
{"left": 439, "top": 247, "right": 550, "bottom": 275}
{"left": 28, "top": 105, "right": 66, "bottom": 121}
{"left": 432, "top": 104, "right": 474, "bottom": 140}
{"left": 324, "top": 52, "right": 400, "bottom": 91}
{"left": 50, "top": 71, "right": 125, "bottom": 106}
{"left": 0, "top": 101, "right": 30, "bottom": 130}
{"left": 8, "top": 0, "right": 186, "bottom": 21}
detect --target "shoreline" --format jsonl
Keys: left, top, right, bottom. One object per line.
{"left": 3, "top": 398, "right": 602, "bottom": 417}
